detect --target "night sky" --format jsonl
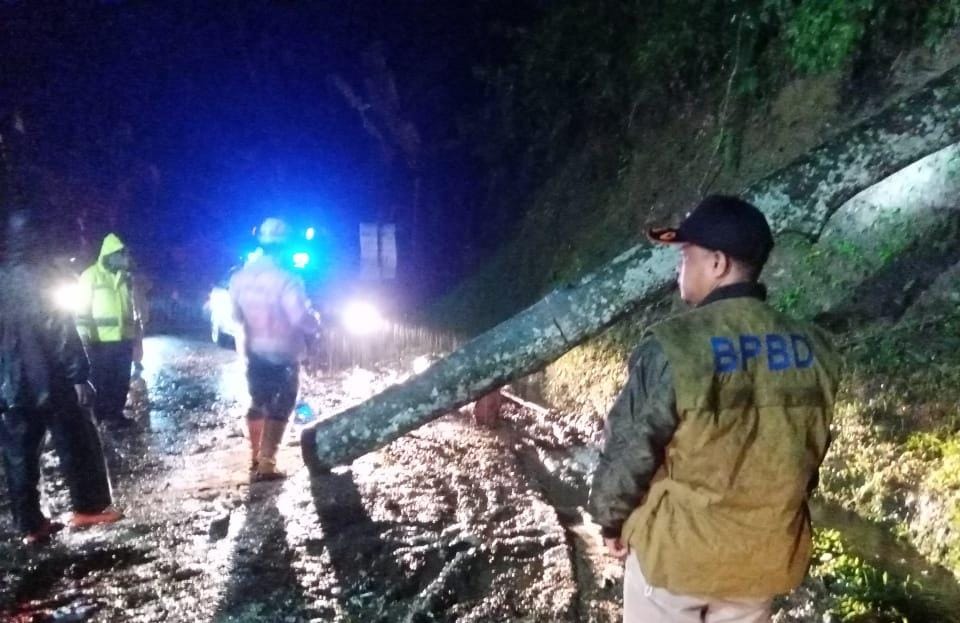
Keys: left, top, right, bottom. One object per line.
{"left": 0, "top": 1, "right": 537, "bottom": 300}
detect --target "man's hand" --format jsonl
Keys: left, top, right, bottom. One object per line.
{"left": 604, "top": 537, "right": 629, "bottom": 560}
{"left": 74, "top": 382, "right": 95, "bottom": 408}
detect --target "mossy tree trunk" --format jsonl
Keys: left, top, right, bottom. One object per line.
{"left": 302, "top": 65, "right": 960, "bottom": 474}
{"left": 751, "top": 65, "right": 960, "bottom": 238}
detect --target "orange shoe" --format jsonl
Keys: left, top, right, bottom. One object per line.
{"left": 22, "top": 519, "right": 64, "bottom": 545}
{"left": 70, "top": 507, "right": 124, "bottom": 528}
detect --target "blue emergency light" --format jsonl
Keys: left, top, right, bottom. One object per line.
{"left": 246, "top": 248, "right": 264, "bottom": 264}
{"left": 292, "top": 252, "right": 310, "bottom": 269}
{"left": 242, "top": 223, "right": 320, "bottom": 272}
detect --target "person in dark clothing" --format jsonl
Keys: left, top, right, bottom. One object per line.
{"left": 0, "top": 211, "right": 122, "bottom": 545}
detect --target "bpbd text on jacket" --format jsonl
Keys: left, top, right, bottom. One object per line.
{"left": 710, "top": 333, "right": 815, "bottom": 373}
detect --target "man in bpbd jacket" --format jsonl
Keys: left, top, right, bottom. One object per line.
{"left": 589, "top": 196, "right": 841, "bottom": 622}
{"left": 0, "top": 211, "right": 122, "bottom": 545}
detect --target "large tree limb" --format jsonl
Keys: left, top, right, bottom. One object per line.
{"left": 302, "top": 64, "right": 960, "bottom": 474}
{"left": 753, "top": 64, "right": 960, "bottom": 238}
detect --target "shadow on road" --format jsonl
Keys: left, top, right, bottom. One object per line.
{"left": 212, "top": 482, "right": 312, "bottom": 622}
{"left": 308, "top": 469, "right": 407, "bottom": 622}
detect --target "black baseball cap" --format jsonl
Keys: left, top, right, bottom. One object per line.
{"left": 648, "top": 195, "right": 774, "bottom": 266}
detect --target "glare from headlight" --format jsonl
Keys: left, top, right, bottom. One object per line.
{"left": 412, "top": 355, "right": 431, "bottom": 374}
{"left": 209, "top": 289, "right": 233, "bottom": 318}
{"left": 342, "top": 301, "right": 386, "bottom": 335}
{"left": 53, "top": 282, "right": 82, "bottom": 313}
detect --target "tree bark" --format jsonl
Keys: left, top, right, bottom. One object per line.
{"left": 750, "top": 64, "right": 960, "bottom": 238}
{"left": 302, "top": 64, "right": 960, "bottom": 475}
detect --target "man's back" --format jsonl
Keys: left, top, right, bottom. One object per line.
{"left": 229, "top": 255, "right": 313, "bottom": 361}
{"left": 623, "top": 296, "right": 841, "bottom": 599}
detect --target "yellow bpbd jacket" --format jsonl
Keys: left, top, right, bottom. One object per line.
{"left": 623, "top": 296, "right": 841, "bottom": 599}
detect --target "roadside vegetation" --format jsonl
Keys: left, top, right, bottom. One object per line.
{"left": 824, "top": 307, "right": 960, "bottom": 572}
{"left": 437, "top": 1, "right": 960, "bottom": 617}
{"left": 436, "top": 1, "right": 960, "bottom": 333}
{"left": 809, "top": 529, "right": 923, "bottom": 622}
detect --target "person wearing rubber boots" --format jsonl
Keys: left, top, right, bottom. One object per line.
{"left": 588, "top": 196, "right": 841, "bottom": 622}
{"left": 0, "top": 211, "right": 122, "bottom": 545}
{"left": 230, "top": 217, "right": 318, "bottom": 481}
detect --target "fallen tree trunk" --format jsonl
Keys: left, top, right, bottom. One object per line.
{"left": 750, "top": 64, "right": 960, "bottom": 238}
{"left": 302, "top": 64, "right": 960, "bottom": 474}
{"left": 301, "top": 242, "right": 677, "bottom": 475}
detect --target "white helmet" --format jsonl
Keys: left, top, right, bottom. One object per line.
{"left": 257, "top": 217, "right": 290, "bottom": 245}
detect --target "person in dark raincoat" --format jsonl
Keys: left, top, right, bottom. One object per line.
{"left": 0, "top": 211, "right": 122, "bottom": 544}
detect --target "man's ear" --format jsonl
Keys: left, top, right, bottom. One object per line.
{"left": 712, "top": 251, "right": 732, "bottom": 278}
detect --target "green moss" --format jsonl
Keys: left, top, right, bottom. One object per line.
{"left": 904, "top": 432, "right": 947, "bottom": 461}
{"left": 925, "top": 1, "right": 960, "bottom": 46}
{"left": 783, "top": 0, "right": 876, "bottom": 74}
{"left": 816, "top": 303, "right": 960, "bottom": 580}
{"left": 845, "top": 311, "right": 960, "bottom": 402}
{"left": 767, "top": 206, "right": 925, "bottom": 320}
{"left": 812, "top": 528, "right": 927, "bottom": 622}
{"left": 928, "top": 439, "right": 960, "bottom": 492}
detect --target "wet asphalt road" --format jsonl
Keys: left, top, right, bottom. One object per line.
{"left": 5, "top": 336, "right": 916, "bottom": 622}
{"left": 0, "top": 335, "right": 619, "bottom": 623}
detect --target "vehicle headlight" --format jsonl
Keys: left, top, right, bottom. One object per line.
{"left": 342, "top": 300, "right": 386, "bottom": 335}
{"left": 209, "top": 289, "right": 233, "bottom": 319}
{"left": 52, "top": 282, "right": 82, "bottom": 313}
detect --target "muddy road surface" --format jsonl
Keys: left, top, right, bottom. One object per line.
{"left": 0, "top": 336, "right": 622, "bottom": 622}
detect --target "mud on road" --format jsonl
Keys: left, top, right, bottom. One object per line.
{"left": 0, "top": 336, "right": 623, "bottom": 622}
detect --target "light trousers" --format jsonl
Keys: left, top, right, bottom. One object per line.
{"left": 623, "top": 554, "right": 772, "bottom": 623}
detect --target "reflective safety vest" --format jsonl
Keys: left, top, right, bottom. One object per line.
{"left": 76, "top": 233, "right": 138, "bottom": 343}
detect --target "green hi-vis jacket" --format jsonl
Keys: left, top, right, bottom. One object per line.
{"left": 76, "top": 233, "right": 138, "bottom": 343}
{"left": 589, "top": 285, "right": 841, "bottom": 600}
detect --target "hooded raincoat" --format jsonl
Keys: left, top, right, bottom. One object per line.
{"left": 76, "top": 234, "right": 137, "bottom": 344}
